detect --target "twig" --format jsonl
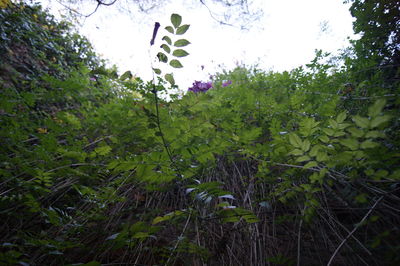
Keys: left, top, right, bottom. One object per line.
{"left": 83, "top": 135, "right": 113, "bottom": 149}
{"left": 47, "top": 163, "right": 105, "bottom": 173}
{"left": 317, "top": 209, "right": 372, "bottom": 256}
{"left": 327, "top": 196, "right": 384, "bottom": 266}
{"left": 297, "top": 205, "right": 306, "bottom": 266}
{"left": 199, "top": 0, "right": 234, "bottom": 27}
{"left": 166, "top": 212, "right": 192, "bottom": 266}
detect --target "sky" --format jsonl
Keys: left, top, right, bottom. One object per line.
{"left": 38, "top": 0, "right": 356, "bottom": 91}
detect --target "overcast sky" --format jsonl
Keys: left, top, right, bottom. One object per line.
{"left": 39, "top": 0, "right": 356, "bottom": 90}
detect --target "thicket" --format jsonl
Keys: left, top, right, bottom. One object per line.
{"left": 0, "top": 1, "right": 399, "bottom": 265}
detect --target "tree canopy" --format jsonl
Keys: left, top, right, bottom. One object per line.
{"left": 42, "top": 0, "right": 263, "bottom": 29}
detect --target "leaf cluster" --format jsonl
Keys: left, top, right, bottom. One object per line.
{"left": 154, "top": 13, "right": 190, "bottom": 86}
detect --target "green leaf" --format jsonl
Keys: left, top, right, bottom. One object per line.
{"left": 322, "top": 128, "right": 334, "bottom": 136}
{"left": 370, "top": 115, "right": 391, "bottom": 128}
{"left": 176, "top": 24, "right": 190, "bottom": 35}
{"left": 165, "top": 73, "right": 175, "bottom": 85}
{"left": 120, "top": 70, "right": 132, "bottom": 80}
{"left": 220, "top": 209, "right": 240, "bottom": 223}
{"left": 340, "top": 138, "right": 359, "bottom": 150}
{"left": 355, "top": 193, "right": 368, "bottom": 203}
{"left": 360, "top": 140, "right": 379, "bottom": 149}
{"left": 62, "top": 112, "right": 82, "bottom": 129}
{"left": 170, "top": 59, "right": 183, "bottom": 68}
{"left": 153, "top": 68, "right": 162, "bottom": 75}
{"left": 172, "top": 49, "right": 189, "bottom": 57}
{"left": 328, "top": 119, "right": 339, "bottom": 129}
{"left": 289, "top": 133, "right": 302, "bottom": 148}
{"left": 365, "top": 131, "right": 385, "bottom": 138}
{"left": 354, "top": 150, "right": 366, "bottom": 159}
{"left": 365, "top": 168, "right": 375, "bottom": 176}
{"left": 161, "top": 44, "right": 170, "bottom": 53}
{"left": 235, "top": 207, "right": 260, "bottom": 223}
{"left": 316, "top": 151, "right": 328, "bottom": 162}
{"left": 368, "top": 99, "right": 386, "bottom": 117}
{"left": 353, "top": 115, "right": 370, "bottom": 128}
{"left": 347, "top": 127, "right": 364, "bottom": 138}
{"left": 319, "top": 135, "right": 329, "bottom": 143}
{"left": 174, "top": 39, "right": 191, "bottom": 47}
{"left": 296, "top": 155, "right": 310, "bottom": 162}
{"left": 152, "top": 213, "right": 173, "bottom": 224}
{"left": 390, "top": 169, "right": 400, "bottom": 180}
{"left": 94, "top": 145, "right": 112, "bottom": 156}
{"left": 375, "top": 169, "right": 388, "bottom": 178}
{"left": 165, "top": 26, "right": 174, "bottom": 34}
{"left": 243, "top": 213, "right": 260, "bottom": 223}
{"left": 338, "top": 123, "right": 351, "bottom": 130}
{"left": 133, "top": 232, "right": 149, "bottom": 239}
{"left": 336, "top": 111, "right": 347, "bottom": 123}
{"left": 309, "top": 172, "right": 321, "bottom": 184}
{"left": 333, "top": 131, "right": 346, "bottom": 137}
{"left": 304, "top": 161, "right": 318, "bottom": 169}
{"left": 309, "top": 145, "right": 320, "bottom": 157}
{"left": 300, "top": 117, "right": 319, "bottom": 131}
{"left": 289, "top": 149, "right": 303, "bottom": 156}
{"left": 162, "top": 36, "right": 172, "bottom": 45}
{"left": 171, "top": 13, "right": 182, "bottom": 28}
{"left": 301, "top": 139, "right": 310, "bottom": 152}
{"left": 197, "top": 152, "right": 214, "bottom": 163}
{"left": 157, "top": 52, "right": 168, "bottom": 63}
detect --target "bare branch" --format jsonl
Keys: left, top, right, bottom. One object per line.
{"left": 327, "top": 196, "right": 384, "bottom": 266}
{"left": 86, "top": 0, "right": 118, "bottom": 17}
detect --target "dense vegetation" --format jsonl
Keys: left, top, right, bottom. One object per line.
{"left": 0, "top": 1, "right": 399, "bottom": 265}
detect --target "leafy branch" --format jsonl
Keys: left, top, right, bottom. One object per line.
{"left": 149, "top": 13, "right": 191, "bottom": 177}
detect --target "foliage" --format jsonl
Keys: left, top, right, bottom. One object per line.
{"left": 342, "top": 0, "right": 399, "bottom": 98}
{"left": 0, "top": 2, "right": 399, "bottom": 266}
{"left": 346, "top": 0, "right": 399, "bottom": 65}
{"left": 152, "top": 13, "right": 190, "bottom": 87}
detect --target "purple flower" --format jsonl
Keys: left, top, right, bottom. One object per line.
{"left": 188, "top": 80, "right": 213, "bottom": 93}
{"left": 222, "top": 80, "right": 232, "bottom": 87}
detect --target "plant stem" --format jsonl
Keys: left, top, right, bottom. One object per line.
{"left": 327, "top": 196, "right": 384, "bottom": 266}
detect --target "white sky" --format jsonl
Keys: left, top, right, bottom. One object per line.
{"left": 38, "top": 0, "right": 356, "bottom": 90}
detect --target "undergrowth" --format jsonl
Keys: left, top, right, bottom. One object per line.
{"left": 0, "top": 2, "right": 399, "bottom": 265}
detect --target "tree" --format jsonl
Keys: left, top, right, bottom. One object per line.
{"left": 345, "top": 0, "right": 399, "bottom": 93}
{"left": 39, "top": 0, "right": 263, "bottom": 29}
{"left": 349, "top": 0, "right": 399, "bottom": 64}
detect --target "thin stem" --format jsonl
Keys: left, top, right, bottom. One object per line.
{"left": 166, "top": 212, "right": 192, "bottom": 265}
{"left": 297, "top": 205, "right": 306, "bottom": 266}
{"left": 153, "top": 89, "right": 175, "bottom": 165}
{"left": 327, "top": 196, "right": 384, "bottom": 266}
{"left": 149, "top": 22, "right": 182, "bottom": 178}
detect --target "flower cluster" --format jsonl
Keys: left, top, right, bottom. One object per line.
{"left": 222, "top": 80, "right": 232, "bottom": 87}
{"left": 188, "top": 80, "right": 213, "bottom": 93}
{"left": 188, "top": 80, "right": 232, "bottom": 93}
